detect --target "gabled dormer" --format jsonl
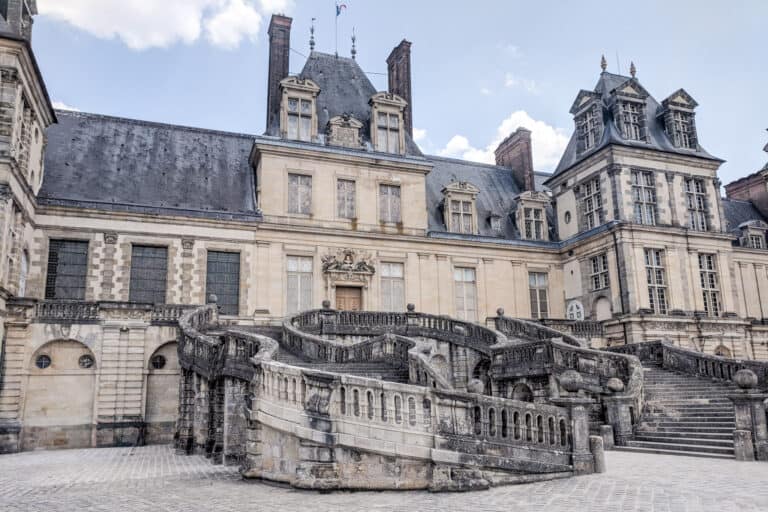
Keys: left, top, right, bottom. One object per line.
{"left": 738, "top": 220, "right": 768, "bottom": 249}
{"left": 279, "top": 76, "right": 320, "bottom": 142}
{"left": 610, "top": 75, "right": 650, "bottom": 142}
{"left": 514, "top": 191, "right": 550, "bottom": 241}
{"left": 569, "top": 89, "right": 603, "bottom": 155}
{"left": 326, "top": 114, "right": 363, "bottom": 149}
{"left": 369, "top": 92, "right": 407, "bottom": 155}
{"left": 442, "top": 181, "right": 479, "bottom": 234}
{"left": 660, "top": 88, "right": 699, "bottom": 150}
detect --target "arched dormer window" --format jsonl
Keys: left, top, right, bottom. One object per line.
{"left": 369, "top": 92, "right": 407, "bottom": 155}
{"left": 442, "top": 181, "right": 479, "bottom": 234}
{"left": 279, "top": 77, "right": 320, "bottom": 142}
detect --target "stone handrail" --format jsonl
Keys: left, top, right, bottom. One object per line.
{"left": 8, "top": 298, "right": 192, "bottom": 324}
{"left": 408, "top": 347, "right": 453, "bottom": 390}
{"left": 489, "top": 315, "right": 582, "bottom": 347}
{"left": 538, "top": 318, "right": 605, "bottom": 339}
{"left": 35, "top": 300, "right": 100, "bottom": 322}
{"left": 605, "top": 340, "right": 768, "bottom": 390}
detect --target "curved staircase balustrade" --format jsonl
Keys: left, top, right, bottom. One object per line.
{"left": 490, "top": 315, "right": 582, "bottom": 347}
{"left": 605, "top": 340, "right": 768, "bottom": 390}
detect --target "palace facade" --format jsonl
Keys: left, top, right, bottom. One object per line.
{"left": 0, "top": 5, "right": 766, "bottom": 453}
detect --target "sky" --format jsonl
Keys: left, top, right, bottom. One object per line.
{"left": 34, "top": 0, "right": 768, "bottom": 184}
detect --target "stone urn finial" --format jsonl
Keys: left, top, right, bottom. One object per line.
{"left": 734, "top": 369, "right": 758, "bottom": 390}
{"left": 322, "top": 299, "right": 331, "bottom": 310}
{"left": 207, "top": 293, "right": 218, "bottom": 304}
{"left": 559, "top": 370, "right": 583, "bottom": 393}
{"left": 407, "top": 303, "right": 415, "bottom": 312}
{"left": 606, "top": 377, "right": 625, "bottom": 393}
{"left": 496, "top": 307, "right": 505, "bottom": 317}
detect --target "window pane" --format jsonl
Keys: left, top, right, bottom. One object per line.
{"left": 287, "top": 114, "right": 298, "bottom": 139}
{"left": 206, "top": 251, "right": 240, "bottom": 315}
{"left": 46, "top": 240, "right": 89, "bottom": 300}
{"left": 129, "top": 245, "right": 168, "bottom": 304}
{"left": 287, "top": 98, "right": 298, "bottom": 113}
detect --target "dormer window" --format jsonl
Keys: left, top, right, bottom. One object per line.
{"left": 671, "top": 111, "right": 694, "bottom": 149}
{"left": 279, "top": 77, "right": 320, "bottom": 143}
{"left": 442, "top": 181, "right": 479, "bottom": 235}
{"left": 514, "top": 191, "right": 550, "bottom": 241}
{"left": 569, "top": 90, "right": 603, "bottom": 155}
{"left": 369, "top": 92, "right": 407, "bottom": 155}
{"left": 577, "top": 107, "right": 599, "bottom": 150}
{"left": 489, "top": 215, "right": 502, "bottom": 233}
{"left": 611, "top": 79, "right": 649, "bottom": 143}
{"left": 661, "top": 89, "right": 699, "bottom": 150}
{"left": 523, "top": 208, "right": 544, "bottom": 240}
{"left": 618, "top": 101, "right": 644, "bottom": 140}
{"left": 749, "top": 234, "right": 765, "bottom": 249}
{"left": 738, "top": 221, "right": 768, "bottom": 249}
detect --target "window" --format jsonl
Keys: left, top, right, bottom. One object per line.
{"left": 78, "top": 354, "right": 95, "bottom": 369}
{"left": 151, "top": 355, "right": 167, "bottom": 370}
{"left": 449, "top": 199, "right": 474, "bottom": 234}
{"left": 490, "top": 216, "right": 502, "bottom": 232}
{"left": 45, "top": 239, "right": 89, "bottom": 300}
{"left": 644, "top": 249, "right": 668, "bottom": 315}
{"left": 206, "top": 251, "right": 240, "bottom": 315}
{"left": 619, "top": 101, "right": 644, "bottom": 141}
{"left": 380, "top": 262, "right": 405, "bottom": 311}
{"left": 632, "top": 171, "right": 656, "bottom": 225}
{"left": 129, "top": 245, "right": 168, "bottom": 303}
{"left": 589, "top": 254, "right": 609, "bottom": 291}
{"left": 524, "top": 208, "right": 545, "bottom": 240}
{"left": 454, "top": 267, "right": 477, "bottom": 322}
{"left": 287, "top": 97, "right": 312, "bottom": 141}
{"left": 577, "top": 107, "right": 600, "bottom": 151}
{"left": 379, "top": 184, "right": 401, "bottom": 223}
{"left": 375, "top": 112, "right": 400, "bottom": 153}
{"left": 288, "top": 174, "right": 312, "bottom": 215}
{"left": 698, "top": 254, "right": 721, "bottom": 317}
{"left": 685, "top": 178, "right": 708, "bottom": 231}
{"left": 581, "top": 178, "right": 604, "bottom": 230}
{"left": 286, "top": 256, "right": 313, "bottom": 314}
{"left": 35, "top": 355, "right": 51, "bottom": 369}
{"left": 529, "top": 272, "right": 549, "bottom": 319}
{"left": 566, "top": 301, "right": 584, "bottom": 320}
{"left": 336, "top": 179, "right": 356, "bottom": 219}
{"left": 670, "top": 111, "right": 695, "bottom": 149}
{"left": 748, "top": 234, "right": 765, "bottom": 249}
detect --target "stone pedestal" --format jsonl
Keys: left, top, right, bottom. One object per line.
{"left": 551, "top": 397, "right": 596, "bottom": 474}
{"left": 589, "top": 435, "right": 606, "bottom": 473}
{"left": 600, "top": 424, "right": 615, "bottom": 450}
{"left": 602, "top": 396, "right": 635, "bottom": 446}
{"left": 728, "top": 391, "right": 768, "bottom": 462}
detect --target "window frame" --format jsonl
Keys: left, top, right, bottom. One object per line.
{"left": 631, "top": 170, "right": 657, "bottom": 225}
{"left": 581, "top": 178, "right": 605, "bottom": 230}
{"left": 287, "top": 173, "right": 313, "bottom": 216}
{"left": 336, "top": 178, "right": 357, "bottom": 220}
{"left": 644, "top": 248, "right": 668, "bottom": 315}
{"left": 589, "top": 253, "right": 610, "bottom": 291}
{"left": 128, "top": 244, "right": 169, "bottom": 304}
{"left": 619, "top": 100, "right": 644, "bottom": 141}
{"left": 286, "top": 96, "right": 313, "bottom": 142}
{"left": 454, "top": 267, "right": 478, "bottom": 322}
{"left": 523, "top": 207, "right": 545, "bottom": 240}
{"left": 380, "top": 262, "right": 405, "bottom": 312}
{"left": 698, "top": 253, "right": 721, "bottom": 317}
{"left": 379, "top": 183, "right": 402, "bottom": 224}
{"left": 528, "top": 272, "right": 549, "bottom": 319}
{"left": 205, "top": 250, "right": 241, "bottom": 316}
{"left": 45, "top": 239, "right": 89, "bottom": 300}
{"left": 286, "top": 255, "right": 314, "bottom": 315}
{"left": 684, "top": 177, "right": 709, "bottom": 231}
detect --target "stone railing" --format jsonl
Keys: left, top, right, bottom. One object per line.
{"left": 7, "top": 298, "right": 192, "bottom": 325}
{"left": 605, "top": 340, "right": 768, "bottom": 390}
{"left": 538, "top": 318, "right": 605, "bottom": 345}
{"left": 489, "top": 313, "right": 581, "bottom": 347}
{"left": 408, "top": 347, "right": 453, "bottom": 390}
{"left": 35, "top": 300, "right": 100, "bottom": 322}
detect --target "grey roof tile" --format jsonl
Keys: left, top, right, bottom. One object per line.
{"left": 722, "top": 197, "right": 768, "bottom": 233}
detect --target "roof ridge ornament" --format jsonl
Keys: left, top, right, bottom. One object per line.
{"left": 600, "top": 55, "right": 607, "bottom": 72}
{"left": 630, "top": 61, "right": 636, "bottom": 78}
{"left": 309, "top": 18, "right": 316, "bottom": 51}
{"left": 351, "top": 27, "right": 356, "bottom": 60}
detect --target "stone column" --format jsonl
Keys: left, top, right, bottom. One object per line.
{"left": 728, "top": 370, "right": 768, "bottom": 461}
{"left": 551, "top": 396, "right": 596, "bottom": 474}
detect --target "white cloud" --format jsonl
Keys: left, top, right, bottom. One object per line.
{"left": 413, "top": 128, "right": 427, "bottom": 143}
{"left": 38, "top": 0, "right": 291, "bottom": 50}
{"left": 437, "top": 111, "right": 569, "bottom": 171}
{"left": 499, "top": 43, "right": 523, "bottom": 59}
{"left": 504, "top": 72, "right": 539, "bottom": 94}
{"left": 52, "top": 101, "right": 80, "bottom": 112}
{"left": 479, "top": 87, "right": 492, "bottom": 96}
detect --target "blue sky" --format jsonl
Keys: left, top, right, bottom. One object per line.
{"left": 35, "top": 0, "right": 767, "bottom": 184}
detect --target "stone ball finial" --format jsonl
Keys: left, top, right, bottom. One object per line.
{"left": 734, "top": 369, "right": 758, "bottom": 390}
{"left": 559, "top": 370, "right": 583, "bottom": 393}
{"left": 322, "top": 299, "right": 331, "bottom": 310}
{"left": 496, "top": 307, "right": 505, "bottom": 317}
{"left": 407, "top": 303, "right": 415, "bottom": 312}
{"left": 207, "top": 293, "right": 218, "bottom": 304}
{"left": 606, "top": 377, "right": 625, "bottom": 393}
{"left": 467, "top": 379, "right": 485, "bottom": 394}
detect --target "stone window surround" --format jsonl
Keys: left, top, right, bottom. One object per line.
{"left": 453, "top": 265, "right": 478, "bottom": 322}
{"left": 631, "top": 169, "right": 657, "bottom": 225}
{"left": 644, "top": 248, "right": 669, "bottom": 315}
{"left": 575, "top": 173, "right": 606, "bottom": 232}
{"left": 279, "top": 77, "right": 320, "bottom": 143}
{"left": 615, "top": 99, "right": 647, "bottom": 142}
{"left": 286, "top": 170, "right": 313, "bottom": 217}
{"left": 442, "top": 181, "right": 480, "bottom": 235}
{"left": 697, "top": 252, "right": 721, "bottom": 317}
{"left": 369, "top": 92, "right": 407, "bottom": 156}
{"left": 514, "top": 191, "right": 550, "bottom": 241}
{"left": 378, "top": 180, "right": 402, "bottom": 225}
{"left": 335, "top": 176, "right": 357, "bottom": 220}
{"left": 684, "top": 176, "right": 709, "bottom": 232}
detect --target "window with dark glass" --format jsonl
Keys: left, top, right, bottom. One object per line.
{"left": 698, "top": 253, "right": 721, "bottom": 317}
{"left": 577, "top": 107, "right": 600, "bottom": 151}
{"left": 670, "top": 111, "right": 695, "bottom": 149}
{"left": 206, "top": 251, "right": 240, "bottom": 315}
{"left": 632, "top": 171, "right": 657, "bottom": 225}
{"left": 449, "top": 199, "right": 474, "bottom": 234}
{"left": 524, "top": 208, "right": 544, "bottom": 240}
{"left": 129, "top": 245, "right": 168, "bottom": 304}
{"left": 287, "top": 97, "right": 312, "bottom": 142}
{"left": 582, "top": 178, "right": 604, "bottom": 230}
{"left": 589, "top": 253, "right": 609, "bottom": 291}
{"left": 45, "top": 239, "right": 89, "bottom": 300}
{"left": 619, "top": 101, "right": 644, "bottom": 140}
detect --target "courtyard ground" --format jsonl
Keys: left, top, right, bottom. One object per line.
{"left": 1, "top": 444, "right": 766, "bottom": 511}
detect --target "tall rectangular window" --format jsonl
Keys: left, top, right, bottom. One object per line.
{"left": 450, "top": 199, "right": 474, "bottom": 234}
{"left": 379, "top": 184, "right": 401, "bottom": 223}
{"left": 45, "top": 239, "right": 89, "bottom": 300}
{"left": 619, "top": 101, "right": 643, "bottom": 140}
{"left": 380, "top": 262, "right": 405, "bottom": 311}
{"left": 206, "top": 251, "right": 240, "bottom": 315}
{"left": 336, "top": 179, "right": 356, "bottom": 219}
{"left": 644, "top": 249, "right": 668, "bottom": 315}
{"left": 286, "top": 256, "right": 313, "bottom": 314}
{"left": 288, "top": 173, "right": 312, "bottom": 215}
{"left": 287, "top": 97, "right": 312, "bottom": 142}
{"left": 632, "top": 170, "right": 657, "bottom": 225}
{"left": 685, "top": 178, "right": 708, "bottom": 231}
{"left": 582, "top": 178, "right": 604, "bottom": 230}
{"left": 748, "top": 234, "right": 765, "bottom": 249}
{"left": 454, "top": 267, "right": 477, "bottom": 322}
{"left": 376, "top": 112, "right": 400, "bottom": 154}
{"left": 590, "top": 253, "right": 610, "bottom": 291}
{"left": 524, "top": 208, "right": 545, "bottom": 240}
{"left": 528, "top": 272, "right": 549, "bottom": 319}
{"left": 577, "top": 108, "right": 599, "bottom": 151}
{"left": 129, "top": 245, "right": 168, "bottom": 304}
{"left": 698, "top": 253, "right": 721, "bottom": 317}
{"left": 671, "top": 111, "right": 694, "bottom": 149}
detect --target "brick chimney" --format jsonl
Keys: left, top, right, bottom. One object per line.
{"left": 1, "top": 0, "right": 36, "bottom": 41}
{"left": 266, "top": 14, "right": 292, "bottom": 133}
{"left": 495, "top": 128, "right": 535, "bottom": 191}
{"left": 386, "top": 39, "right": 413, "bottom": 137}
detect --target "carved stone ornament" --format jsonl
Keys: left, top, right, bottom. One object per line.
{"left": 181, "top": 238, "right": 195, "bottom": 251}
{"left": 104, "top": 232, "right": 118, "bottom": 245}
{"left": 321, "top": 248, "right": 375, "bottom": 285}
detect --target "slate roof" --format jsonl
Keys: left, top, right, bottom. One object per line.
{"left": 266, "top": 51, "right": 421, "bottom": 156}
{"left": 40, "top": 111, "right": 260, "bottom": 221}
{"left": 722, "top": 198, "right": 768, "bottom": 233}
{"left": 552, "top": 72, "right": 721, "bottom": 179}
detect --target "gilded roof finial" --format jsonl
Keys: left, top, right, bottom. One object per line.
{"left": 351, "top": 27, "right": 356, "bottom": 60}
{"left": 309, "top": 18, "right": 316, "bottom": 51}
{"left": 600, "top": 54, "right": 607, "bottom": 72}
{"left": 630, "top": 61, "right": 636, "bottom": 78}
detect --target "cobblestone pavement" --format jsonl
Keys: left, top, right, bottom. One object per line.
{"left": 1, "top": 445, "right": 767, "bottom": 511}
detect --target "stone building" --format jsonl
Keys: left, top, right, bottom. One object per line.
{"left": 0, "top": 9, "right": 766, "bottom": 455}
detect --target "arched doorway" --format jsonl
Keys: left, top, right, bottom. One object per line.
{"left": 509, "top": 383, "right": 534, "bottom": 402}
{"left": 22, "top": 340, "right": 96, "bottom": 450}
{"left": 145, "top": 342, "right": 180, "bottom": 444}
{"left": 472, "top": 359, "right": 492, "bottom": 395}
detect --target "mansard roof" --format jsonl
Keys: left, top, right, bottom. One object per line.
{"left": 722, "top": 198, "right": 768, "bottom": 234}
{"left": 40, "top": 111, "right": 260, "bottom": 221}
{"left": 265, "top": 51, "right": 421, "bottom": 156}
{"left": 552, "top": 72, "right": 721, "bottom": 180}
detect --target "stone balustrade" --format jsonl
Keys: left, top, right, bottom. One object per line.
{"left": 8, "top": 298, "right": 193, "bottom": 325}
{"left": 489, "top": 314, "right": 582, "bottom": 347}
{"left": 538, "top": 318, "right": 606, "bottom": 345}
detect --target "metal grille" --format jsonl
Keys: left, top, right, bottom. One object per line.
{"left": 206, "top": 251, "right": 240, "bottom": 315}
{"left": 45, "top": 239, "right": 89, "bottom": 299}
{"left": 129, "top": 245, "right": 168, "bottom": 304}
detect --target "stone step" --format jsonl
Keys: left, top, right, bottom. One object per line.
{"left": 632, "top": 434, "right": 734, "bottom": 447}
{"left": 634, "top": 430, "right": 733, "bottom": 441}
{"left": 624, "top": 440, "right": 734, "bottom": 456}
{"left": 614, "top": 445, "right": 734, "bottom": 460}
{"left": 645, "top": 400, "right": 733, "bottom": 406}
{"left": 641, "top": 420, "right": 736, "bottom": 428}
{"left": 638, "top": 425, "right": 735, "bottom": 435}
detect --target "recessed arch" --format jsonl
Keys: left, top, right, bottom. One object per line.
{"left": 145, "top": 341, "right": 180, "bottom": 444}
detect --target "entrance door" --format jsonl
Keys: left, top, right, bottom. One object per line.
{"left": 336, "top": 286, "right": 362, "bottom": 311}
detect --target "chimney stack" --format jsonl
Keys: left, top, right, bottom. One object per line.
{"left": 1, "top": 0, "right": 36, "bottom": 41}
{"left": 266, "top": 14, "right": 292, "bottom": 134}
{"left": 495, "top": 128, "right": 535, "bottom": 192}
{"left": 386, "top": 40, "right": 413, "bottom": 137}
